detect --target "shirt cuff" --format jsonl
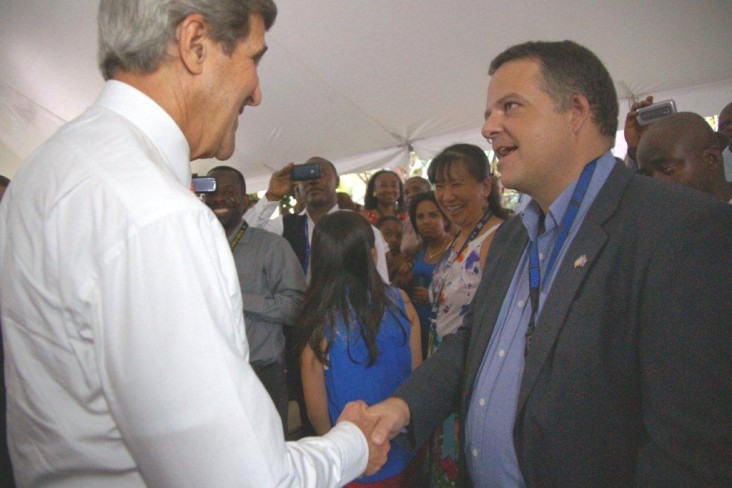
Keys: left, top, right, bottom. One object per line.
{"left": 255, "top": 197, "right": 279, "bottom": 211}
{"left": 324, "top": 421, "right": 369, "bottom": 483}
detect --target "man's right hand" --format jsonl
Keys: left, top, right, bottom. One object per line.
{"left": 624, "top": 95, "right": 654, "bottom": 160}
{"left": 367, "top": 397, "right": 411, "bottom": 447}
{"left": 264, "top": 163, "right": 295, "bottom": 202}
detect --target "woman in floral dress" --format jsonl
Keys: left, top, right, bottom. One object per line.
{"left": 426, "top": 144, "right": 509, "bottom": 486}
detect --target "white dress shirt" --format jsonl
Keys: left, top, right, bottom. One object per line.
{"left": 0, "top": 80, "right": 367, "bottom": 487}
{"left": 244, "top": 199, "right": 391, "bottom": 283}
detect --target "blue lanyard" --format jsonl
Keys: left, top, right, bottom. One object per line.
{"left": 303, "top": 218, "right": 310, "bottom": 275}
{"left": 524, "top": 158, "right": 598, "bottom": 355}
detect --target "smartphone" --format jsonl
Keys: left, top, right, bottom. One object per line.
{"left": 192, "top": 176, "right": 217, "bottom": 193}
{"left": 290, "top": 163, "right": 322, "bottom": 181}
{"left": 637, "top": 99, "right": 677, "bottom": 126}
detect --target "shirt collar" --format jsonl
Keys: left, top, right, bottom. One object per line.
{"left": 521, "top": 151, "right": 616, "bottom": 241}
{"left": 94, "top": 80, "right": 191, "bottom": 187}
{"left": 300, "top": 203, "right": 340, "bottom": 218}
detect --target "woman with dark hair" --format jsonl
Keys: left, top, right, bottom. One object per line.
{"left": 361, "top": 170, "right": 407, "bottom": 226}
{"left": 407, "top": 191, "right": 451, "bottom": 359}
{"left": 299, "top": 211, "right": 422, "bottom": 487}
{"left": 429, "top": 144, "right": 509, "bottom": 340}
{"left": 425, "top": 143, "right": 508, "bottom": 486}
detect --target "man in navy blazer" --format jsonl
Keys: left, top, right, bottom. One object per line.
{"left": 369, "top": 41, "right": 732, "bottom": 486}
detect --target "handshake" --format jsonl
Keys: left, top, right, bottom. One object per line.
{"left": 336, "top": 397, "right": 412, "bottom": 476}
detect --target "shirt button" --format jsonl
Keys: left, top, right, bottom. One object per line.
{"left": 479, "top": 398, "right": 485, "bottom": 406}
{"left": 539, "top": 252, "right": 545, "bottom": 261}
{"left": 517, "top": 300, "right": 525, "bottom": 308}
{"left": 472, "top": 449, "right": 478, "bottom": 458}
{"left": 498, "top": 349, "right": 506, "bottom": 358}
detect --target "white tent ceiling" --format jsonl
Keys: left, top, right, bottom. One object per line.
{"left": 1, "top": 0, "right": 731, "bottom": 192}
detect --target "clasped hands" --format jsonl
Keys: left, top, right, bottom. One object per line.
{"left": 336, "top": 397, "right": 411, "bottom": 477}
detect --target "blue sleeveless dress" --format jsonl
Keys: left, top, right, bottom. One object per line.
{"left": 324, "top": 286, "right": 414, "bottom": 483}
{"left": 411, "top": 246, "right": 438, "bottom": 357}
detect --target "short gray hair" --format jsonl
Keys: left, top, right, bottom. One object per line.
{"left": 98, "top": 0, "right": 277, "bottom": 80}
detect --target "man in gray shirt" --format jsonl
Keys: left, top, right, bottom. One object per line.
{"left": 205, "top": 166, "right": 306, "bottom": 433}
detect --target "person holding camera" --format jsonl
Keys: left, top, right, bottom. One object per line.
{"left": 623, "top": 95, "right": 655, "bottom": 171}
{"left": 244, "top": 156, "right": 390, "bottom": 283}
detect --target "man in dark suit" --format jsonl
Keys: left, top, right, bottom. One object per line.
{"left": 369, "top": 40, "right": 732, "bottom": 486}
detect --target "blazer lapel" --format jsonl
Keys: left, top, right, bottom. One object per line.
{"left": 516, "top": 162, "right": 633, "bottom": 414}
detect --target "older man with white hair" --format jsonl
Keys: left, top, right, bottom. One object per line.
{"left": 0, "top": 1, "right": 386, "bottom": 486}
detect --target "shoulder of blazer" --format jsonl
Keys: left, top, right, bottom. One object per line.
{"left": 589, "top": 161, "right": 724, "bottom": 235}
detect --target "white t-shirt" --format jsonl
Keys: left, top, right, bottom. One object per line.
{"left": 0, "top": 80, "right": 366, "bottom": 487}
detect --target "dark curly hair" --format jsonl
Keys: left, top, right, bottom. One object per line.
{"left": 428, "top": 143, "right": 510, "bottom": 220}
{"left": 363, "top": 170, "right": 404, "bottom": 212}
{"left": 408, "top": 191, "right": 449, "bottom": 238}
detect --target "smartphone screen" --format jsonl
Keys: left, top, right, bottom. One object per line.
{"left": 192, "top": 176, "right": 217, "bottom": 193}
{"left": 290, "top": 163, "right": 322, "bottom": 181}
{"left": 637, "top": 99, "right": 677, "bottom": 125}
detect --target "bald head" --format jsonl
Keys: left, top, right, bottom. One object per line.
{"left": 305, "top": 156, "right": 338, "bottom": 177}
{"left": 403, "top": 176, "right": 431, "bottom": 208}
{"left": 637, "top": 112, "right": 729, "bottom": 201}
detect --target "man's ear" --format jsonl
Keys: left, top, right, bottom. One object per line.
{"left": 176, "top": 13, "right": 209, "bottom": 75}
{"left": 242, "top": 194, "right": 250, "bottom": 208}
{"left": 704, "top": 145, "right": 723, "bottom": 170}
{"left": 569, "top": 93, "right": 592, "bottom": 133}
{"left": 481, "top": 175, "right": 492, "bottom": 198}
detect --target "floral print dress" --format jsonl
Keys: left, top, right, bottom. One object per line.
{"left": 427, "top": 223, "right": 501, "bottom": 486}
